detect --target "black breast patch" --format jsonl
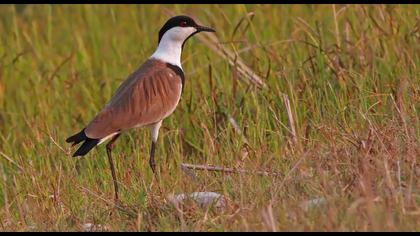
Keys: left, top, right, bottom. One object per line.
{"left": 166, "top": 63, "right": 185, "bottom": 94}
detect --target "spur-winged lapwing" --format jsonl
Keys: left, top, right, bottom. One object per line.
{"left": 66, "top": 15, "right": 215, "bottom": 202}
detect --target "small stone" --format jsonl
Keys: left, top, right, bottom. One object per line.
{"left": 27, "top": 224, "right": 37, "bottom": 231}
{"left": 81, "top": 223, "right": 109, "bottom": 232}
{"left": 81, "top": 223, "right": 94, "bottom": 232}
{"left": 299, "top": 197, "right": 327, "bottom": 211}
{"left": 168, "top": 192, "right": 226, "bottom": 209}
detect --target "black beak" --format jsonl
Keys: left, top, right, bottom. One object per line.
{"left": 195, "top": 25, "right": 216, "bottom": 33}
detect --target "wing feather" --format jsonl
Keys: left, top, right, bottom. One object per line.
{"left": 84, "top": 59, "right": 183, "bottom": 139}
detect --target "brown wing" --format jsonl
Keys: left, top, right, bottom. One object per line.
{"left": 84, "top": 59, "right": 183, "bottom": 139}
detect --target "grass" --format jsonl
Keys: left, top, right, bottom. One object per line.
{"left": 0, "top": 4, "right": 419, "bottom": 231}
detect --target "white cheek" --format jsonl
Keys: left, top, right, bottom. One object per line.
{"left": 166, "top": 27, "right": 196, "bottom": 42}
{"left": 150, "top": 26, "right": 197, "bottom": 68}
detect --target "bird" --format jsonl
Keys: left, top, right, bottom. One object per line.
{"left": 66, "top": 15, "right": 215, "bottom": 203}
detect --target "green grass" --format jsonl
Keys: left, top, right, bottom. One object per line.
{"left": 0, "top": 4, "right": 419, "bottom": 231}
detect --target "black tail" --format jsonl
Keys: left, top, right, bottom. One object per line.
{"left": 66, "top": 129, "right": 100, "bottom": 157}
{"left": 66, "top": 129, "right": 88, "bottom": 146}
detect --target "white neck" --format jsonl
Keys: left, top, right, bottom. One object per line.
{"left": 150, "top": 38, "right": 183, "bottom": 69}
{"left": 150, "top": 26, "right": 196, "bottom": 69}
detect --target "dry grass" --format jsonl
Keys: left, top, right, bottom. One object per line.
{"left": 0, "top": 4, "right": 419, "bottom": 231}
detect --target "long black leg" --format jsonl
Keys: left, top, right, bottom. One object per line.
{"left": 149, "top": 141, "right": 156, "bottom": 174}
{"left": 149, "top": 121, "right": 162, "bottom": 174}
{"left": 106, "top": 133, "right": 121, "bottom": 203}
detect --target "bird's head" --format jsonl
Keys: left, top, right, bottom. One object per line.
{"left": 158, "top": 15, "right": 215, "bottom": 48}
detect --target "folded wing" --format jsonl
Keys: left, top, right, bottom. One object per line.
{"left": 84, "top": 59, "right": 183, "bottom": 139}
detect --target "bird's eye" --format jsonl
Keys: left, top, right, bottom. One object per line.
{"left": 180, "top": 21, "right": 188, "bottom": 27}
